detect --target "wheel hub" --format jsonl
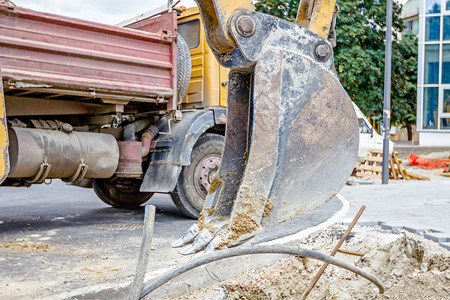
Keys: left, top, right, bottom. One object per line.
{"left": 194, "top": 155, "right": 221, "bottom": 199}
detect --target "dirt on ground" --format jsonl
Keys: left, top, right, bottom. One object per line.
{"left": 174, "top": 226, "right": 450, "bottom": 300}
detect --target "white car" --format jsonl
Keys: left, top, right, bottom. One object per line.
{"left": 353, "top": 103, "right": 394, "bottom": 162}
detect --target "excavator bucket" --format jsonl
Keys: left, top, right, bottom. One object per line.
{"left": 173, "top": 9, "right": 358, "bottom": 253}
{"left": 0, "top": 71, "right": 9, "bottom": 185}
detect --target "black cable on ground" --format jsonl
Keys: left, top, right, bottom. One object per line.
{"left": 139, "top": 245, "right": 384, "bottom": 298}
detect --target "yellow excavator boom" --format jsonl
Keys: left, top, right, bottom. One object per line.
{"left": 296, "top": 0, "right": 337, "bottom": 39}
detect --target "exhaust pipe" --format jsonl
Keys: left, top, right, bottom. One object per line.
{"left": 115, "top": 118, "right": 167, "bottom": 178}
{"left": 8, "top": 127, "right": 119, "bottom": 183}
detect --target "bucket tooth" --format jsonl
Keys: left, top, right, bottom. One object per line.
{"left": 179, "top": 229, "right": 213, "bottom": 255}
{"left": 171, "top": 224, "right": 200, "bottom": 248}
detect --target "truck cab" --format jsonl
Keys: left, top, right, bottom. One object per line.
{"left": 177, "top": 7, "right": 229, "bottom": 110}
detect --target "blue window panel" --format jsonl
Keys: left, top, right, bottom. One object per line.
{"left": 442, "top": 118, "right": 450, "bottom": 129}
{"left": 443, "top": 90, "right": 450, "bottom": 113}
{"left": 443, "top": 45, "right": 450, "bottom": 83}
{"left": 423, "top": 87, "right": 438, "bottom": 129}
{"left": 425, "top": 44, "right": 439, "bottom": 84}
{"left": 445, "top": 16, "right": 450, "bottom": 40}
{"left": 426, "top": 17, "right": 440, "bottom": 41}
{"left": 448, "top": 0, "right": 450, "bottom": 10}
{"left": 427, "top": 0, "right": 440, "bottom": 13}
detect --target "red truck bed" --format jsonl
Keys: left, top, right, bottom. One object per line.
{"left": 0, "top": 3, "right": 178, "bottom": 107}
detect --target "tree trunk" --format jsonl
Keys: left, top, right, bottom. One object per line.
{"left": 407, "top": 124, "right": 412, "bottom": 141}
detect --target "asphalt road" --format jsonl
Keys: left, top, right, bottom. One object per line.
{"left": 0, "top": 180, "right": 196, "bottom": 299}
{"left": 0, "top": 180, "right": 343, "bottom": 299}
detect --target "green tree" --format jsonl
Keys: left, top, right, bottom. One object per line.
{"left": 254, "top": 0, "right": 299, "bottom": 22}
{"left": 255, "top": 0, "right": 418, "bottom": 139}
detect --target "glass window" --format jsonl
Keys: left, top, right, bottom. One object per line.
{"left": 406, "top": 20, "right": 420, "bottom": 35}
{"left": 178, "top": 19, "right": 200, "bottom": 49}
{"left": 406, "top": 21, "right": 413, "bottom": 32}
{"left": 447, "top": 0, "right": 450, "bottom": 10}
{"left": 443, "top": 45, "right": 450, "bottom": 83}
{"left": 426, "top": 17, "right": 440, "bottom": 41}
{"left": 445, "top": 16, "right": 450, "bottom": 40}
{"left": 426, "top": 0, "right": 441, "bottom": 14}
{"left": 412, "top": 20, "right": 419, "bottom": 35}
{"left": 423, "top": 87, "right": 438, "bottom": 129}
{"left": 425, "top": 44, "right": 440, "bottom": 84}
{"left": 358, "top": 119, "right": 371, "bottom": 134}
{"left": 442, "top": 118, "right": 450, "bottom": 129}
{"left": 444, "top": 90, "right": 450, "bottom": 113}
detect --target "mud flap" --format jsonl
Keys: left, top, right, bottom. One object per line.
{"left": 0, "top": 71, "right": 9, "bottom": 185}
{"left": 140, "top": 110, "right": 215, "bottom": 193}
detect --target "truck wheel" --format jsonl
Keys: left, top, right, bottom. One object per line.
{"left": 93, "top": 177, "right": 154, "bottom": 208}
{"left": 171, "top": 133, "right": 224, "bottom": 218}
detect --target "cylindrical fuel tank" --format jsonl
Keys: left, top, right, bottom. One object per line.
{"left": 8, "top": 127, "right": 119, "bottom": 180}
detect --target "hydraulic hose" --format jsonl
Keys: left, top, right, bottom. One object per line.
{"left": 123, "top": 117, "right": 159, "bottom": 141}
{"left": 140, "top": 117, "right": 167, "bottom": 157}
{"left": 139, "top": 245, "right": 384, "bottom": 298}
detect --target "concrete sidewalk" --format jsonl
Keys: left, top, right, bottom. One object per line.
{"left": 340, "top": 179, "right": 450, "bottom": 249}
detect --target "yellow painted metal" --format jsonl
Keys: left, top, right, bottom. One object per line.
{"left": 178, "top": 6, "right": 229, "bottom": 108}
{"left": 219, "top": 65, "right": 228, "bottom": 107}
{"left": 296, "top": 0, "right": 314, "bottom": 28}
{"left": 195, "top": 0, "right": 254, "bottom": 53}
{"left": 203, "top": 46, "right": 222, "bottom": 107}
{"left": 0, "top": 72, "right": 10, "bottom": 184}
{"left": 178, "top": 7, "right": 205, "bottom": 107}
{"left": 296, "top": 0, "right": 336, "bottom": 39}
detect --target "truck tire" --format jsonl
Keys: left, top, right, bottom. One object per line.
{"left": 177, "top": 35, "right": 191, "bottom": 102}
{"left": 171, "top": 133, "right": 224, "bottom": 218}
{"left": 93, "top": 177, "right": 154, "bottom": 208}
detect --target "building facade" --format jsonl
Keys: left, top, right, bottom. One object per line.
{"left": 402, "top": 0, "right": 420, "bottom": 35}
{"left": 417, "top": 0, "right": 450, "bottom": 145}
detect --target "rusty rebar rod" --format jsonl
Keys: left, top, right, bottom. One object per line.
{"left": 337, "top": 248, "right": 365, "bottom": 257}
{"left": 300, "top": 205, "right": 366, "bottom": 299}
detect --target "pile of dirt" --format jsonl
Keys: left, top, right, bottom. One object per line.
{"left": 174, "top": 226, "right": 450, "bottom": 299}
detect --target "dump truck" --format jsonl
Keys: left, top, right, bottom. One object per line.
{"left": 0, "top": 0, "right": 359, "bottom": 252}
{"left": 0, "top": 1, "right": 226, "bottom": 218}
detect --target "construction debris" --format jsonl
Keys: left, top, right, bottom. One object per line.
{"left": 172, "top": 227, "right": 450, "bottom": 300}
{"left": 440, "top": 163, "right": 450, "bottom": 178}
{"left": 355, "top": 150, "right": 430, "bottom": 181}
{"left": 299, "top": 205, "right": 366, "bottom": 300}
{"left": 409, "top": 153, "right": 450, "bottom": 170}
